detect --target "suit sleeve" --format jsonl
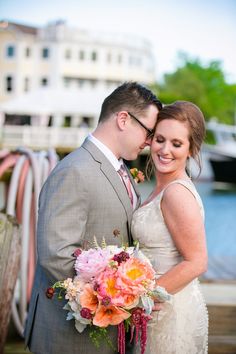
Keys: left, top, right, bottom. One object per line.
{"left": 37, "top": 164, "right": 89, "bottom": 281}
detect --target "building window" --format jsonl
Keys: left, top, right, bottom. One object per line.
{"left": 64, "top": 78, "right": 70, "bottom": 87}
{"left": 65, "top": 49, "right": 71, "bottom": 59}
{"left": 63, "top": 117, "right": 71, "bottom": 127}
{"left": 6, "top": 76, "right": 13, "bottom": 92}
{"left": 78, "top": 79, "right": 85, "bottom": 87}
{"left": 129, "top": 56, "right": 135, "bottom": 66}
{"left": 41, "top": 78, "right": 48, "bottom": 86}
{"left": 48, "top": 116, "right": 53, "bottom": 127}
{"left": 25, "top": 47, "right": 31, "bottom": 57}
{"left": 107, "top": 52, "right": 112, "bottom": 63}
{"left": 89, "top": 79, "right": 97, "bottom": 87}
{"left": 6, "top": 45, "right": 15, "bottom": 57}
{"left": 24, "top": 77, "right": 29, "bottom": 92}
{"left": 79, "top": 116, "right": 92, "bottom": 128}
{"left": 91, "top": 51, "right": 97, "bottom": 61}
{"left": 137, "top": 57, "right": 142, "bottom": 66}
{"left": 79, "top": 50, "right": 85, "bottom": 60}
{"left": 117, "top": 54, "right": 122, "bottom": 64}
{"left": 5, "top": 115, "right": 31, "bottom": 125}
{"left": 42, "top": 47, "right": 49, "bottom": 58}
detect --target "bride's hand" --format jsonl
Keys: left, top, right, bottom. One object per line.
{"left": 152, "top": 302, "right": 163, "bottom": 311}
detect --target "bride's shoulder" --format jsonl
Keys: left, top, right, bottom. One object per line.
{"left": 161, "top": 180, "right": 204, "bottom": 221}
{"left": 162, "top": 179, "right": 197, "bottom": 204}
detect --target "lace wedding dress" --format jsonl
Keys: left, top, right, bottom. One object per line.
{"left": 131, "top": 179, "right": 208, "bottom": 354}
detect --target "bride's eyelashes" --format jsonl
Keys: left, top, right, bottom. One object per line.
{"left": 154, "top": 136, "right": 183, "bottom": 148}
{"left": 172, "top": 140, "right": 183, "bottom": 148}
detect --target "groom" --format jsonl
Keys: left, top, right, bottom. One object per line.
{"left": 24, "top": 82, "right": 162, "bottom": 354}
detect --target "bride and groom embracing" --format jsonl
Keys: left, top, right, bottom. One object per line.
{"left": 24, "top": 82, "right": 208, "bottom": 354}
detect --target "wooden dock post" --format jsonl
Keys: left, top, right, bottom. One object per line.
{"left": 0, "top": 213, "right": 21, "bottom": 354}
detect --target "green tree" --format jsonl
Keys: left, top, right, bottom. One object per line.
{"left": 152, "top": 53, "right": 236, "bottom": 124}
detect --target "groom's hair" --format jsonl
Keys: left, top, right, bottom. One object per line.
{"left": 98, "top": 81, "right": 162, "bottom": 123}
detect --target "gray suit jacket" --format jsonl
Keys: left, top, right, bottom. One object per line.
{"left": 24, "top": 139, "right": 141, "bottom": 354}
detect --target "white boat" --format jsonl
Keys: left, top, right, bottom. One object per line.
{"left": 205, "top": 121, "right": 236, "bottom": 185}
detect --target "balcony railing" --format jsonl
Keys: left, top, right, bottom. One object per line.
{"left": 0, "top": 125, "right": 91, "bottom": 151}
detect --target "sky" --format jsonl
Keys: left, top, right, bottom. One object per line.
{"left": 1, "top": 0, "right": 236, "bottom": 83}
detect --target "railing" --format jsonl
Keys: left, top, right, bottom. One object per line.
{"left": 205, "top": 121, "right": 236, "bottom": 159}
{"left": 0, "top": 124, "right": 151, "bottom": 155}
{"left": 206, "top": 121, "right": 236, "bottom": 145}
{"left": 0, "top": 125, "right": 91, "bottom": 150}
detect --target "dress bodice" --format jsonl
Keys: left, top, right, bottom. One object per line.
{"left": 131, "top": 179, "right": 204, "bottom": 275}
{"left": 131, "top": 179, "right": 208, "bottom": 354}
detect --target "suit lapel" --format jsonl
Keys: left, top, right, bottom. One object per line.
{"left": 82, "top": 139, "right": 133, "bottom": 227}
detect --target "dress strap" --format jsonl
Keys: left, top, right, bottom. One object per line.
{"left": 160, "top": 179, "right": 204, "bottom": 218}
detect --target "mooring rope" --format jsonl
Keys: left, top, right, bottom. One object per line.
{"left": 0, "top": 148, "right": 58, "bottom": 335}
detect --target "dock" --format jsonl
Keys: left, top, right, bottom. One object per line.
{"left": 202, "top": 281, "right": 236, "bottom": 354}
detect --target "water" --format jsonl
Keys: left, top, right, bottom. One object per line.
{"left": 1, "top": 180, "right": 236, "bottom": 280}
{"left": 197, "top": 182, "right": 236, "bottom": 279}
{"left": 138, "top": 180, "right": 236, "bottom": 280}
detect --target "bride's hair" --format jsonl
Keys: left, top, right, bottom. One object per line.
{"left": 146, "top": 101, "right": 206, "bottom": 180}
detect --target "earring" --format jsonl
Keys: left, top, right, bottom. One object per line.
{"left": 187, "top": 157, "right": 192, "bottom": 180}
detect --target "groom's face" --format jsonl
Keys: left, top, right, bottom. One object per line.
{"left": 122, "top": 104, "right": 159, "bottom": 160}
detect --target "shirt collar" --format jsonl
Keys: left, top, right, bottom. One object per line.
{"left": 88, "top": 133, "right": 123, "bottom": 171}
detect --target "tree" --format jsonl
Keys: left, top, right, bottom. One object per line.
{"left": 152, "top": 53, "right": 236, "bottom": 124}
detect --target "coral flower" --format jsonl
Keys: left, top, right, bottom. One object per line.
{"left": 93, "top": 304, "right": 130, "bottom": 327}
{"left": 80, "top": 284, "right": 99, "bottom": 312}
{"left": 122, "top": 293, "right": 139, "bottom": 309}
{"left": 96, "top": 269, "right": 120, "bottom": 299}
{"left": 117, "top": 258, "right": 155, "bottom": 292}
{"left": 96, "top": 268, "right": 139, "bottom": 309}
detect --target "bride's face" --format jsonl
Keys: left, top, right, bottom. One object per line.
{"left": 151, "top": 119, "right": 190, "bottom": 176}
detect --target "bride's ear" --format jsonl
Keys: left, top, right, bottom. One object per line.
{"left": 116, "top": 111, "right": 128, "bottom": 131}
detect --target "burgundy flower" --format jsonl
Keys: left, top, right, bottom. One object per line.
{"left": 73, "top": 248, "right": 82, "bottom": 257}
{"left": 46, "top": 287, "right": 55, "bottom": 299}
{"left": 130, "top": 307, "right": 151, "bottom": 354}
{"left": 131, "top": 307, "right": 143, "bottom": 325}
{"left": 113, "top": 251, "right": 130, "bottom": 264}
{"left": 118, "top": 321, "right": 126, "bottom": 354}
{"left": 93, "top": 282, "right": 99, "bottom": 291}
{"left": 80, "top": 307, "right": 93, "bottom": 319}
{"left": 101, "top": 296, "right": 111, "bottom": 306}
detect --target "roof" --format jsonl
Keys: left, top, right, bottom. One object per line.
{"left": 0, "top": 20, "right": 38, "bottom": 35}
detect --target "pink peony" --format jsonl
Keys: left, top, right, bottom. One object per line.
{"left": 74, "top": 248, "right": 112, "bottom": 281}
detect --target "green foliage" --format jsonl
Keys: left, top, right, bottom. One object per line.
{"left": 89, "top": 327, "right": 115, "bottom": 350}
{"left": 205, "top": 130, "right": 216, "bottom": 145}
{"left": 151, "top": 53, "right": 236, "bottom": 124}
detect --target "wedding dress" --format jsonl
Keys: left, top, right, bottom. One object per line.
{"left": 131, "top": 179, "right": 208, "bottom": 354}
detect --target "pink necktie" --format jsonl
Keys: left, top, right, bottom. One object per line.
{"left": 118, "top": 165, "right": 134, "bottom": 206}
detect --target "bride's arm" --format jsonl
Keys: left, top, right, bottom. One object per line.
{"left": 155, "top": 183, "right": 208, "bottom": 295}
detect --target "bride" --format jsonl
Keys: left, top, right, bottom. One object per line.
{"left": 132, "top": 101, "right": 208, "bottom": 354}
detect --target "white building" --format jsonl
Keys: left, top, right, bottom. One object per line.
{"left": 0, "top": 19, "right": 156, "bottom": 102}
{"left": 0, "top": 19, "right": 157, "bottom": 150}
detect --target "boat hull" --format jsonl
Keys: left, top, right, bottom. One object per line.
{"left": 209, "top": 158, "right": 236, "bottom": 184}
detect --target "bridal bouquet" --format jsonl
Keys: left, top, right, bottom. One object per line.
{"left": 46, "top": 239, "right": 169, "bottom": 354}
